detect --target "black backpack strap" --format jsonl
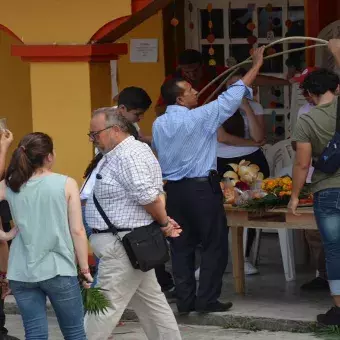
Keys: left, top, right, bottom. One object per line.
{"left": 336, "top": 96, "right": 340, "bottom": 133}
{"left": 93, "top": 194, "right": 119, "bottom": 236}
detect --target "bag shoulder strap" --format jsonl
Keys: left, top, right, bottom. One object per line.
{"left": 336, "top": 96, "right": 340, "bottom": 133}
{"left": 93, "top": 194, "right": 118, "bottom": 235}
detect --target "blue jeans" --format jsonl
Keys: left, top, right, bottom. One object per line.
{"left": 10, "top": 276, "right": 85, "bottom": 340}
{"left": 82, "top": 204, "right": 99, "bottom": 287}
{"left": 314, "top": 188, "right": 340, "bottom": 295}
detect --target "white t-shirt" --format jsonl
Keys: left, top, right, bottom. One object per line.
{"left": 217, "top": 101, "right": 264, "bottom": 159}
{"left": 80, "top": 120, "right": 140, "bottom": 201}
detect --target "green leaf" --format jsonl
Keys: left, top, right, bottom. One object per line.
{"left": 81, "top": 288, "right": 110, "bottom": 315}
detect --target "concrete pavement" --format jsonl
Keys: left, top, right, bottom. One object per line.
{"left": 5, "top": 315, "right": 319, "bottom": 339}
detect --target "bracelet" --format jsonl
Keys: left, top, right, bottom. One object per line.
{"left": 0, "top": 272, "right": 7, "bottom": 279}
{"left": 160, "top": 219, "right": 169, "bottom": 228}
{"left": 79, "top": 267, "right": 90, "bottom": 275}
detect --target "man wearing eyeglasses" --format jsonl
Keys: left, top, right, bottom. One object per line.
{"left": 84, "top": 87, "right": 176, "bottom": 300}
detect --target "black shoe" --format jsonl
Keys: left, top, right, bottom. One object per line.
{"left": 301, "top": 277, "right": 329, "bottom": 291}
{"left": 196, "top": 301, "right": 233, "bottom": 314}
{"left": 317, "top": 306, "right": 340, "bottom": 326}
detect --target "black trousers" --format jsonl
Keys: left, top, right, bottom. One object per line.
{"left": 217, "top": 148, "right": 270, "bottom": 257}
{"left": 155, "top": 264, "right": 174, "bottom": 292}
{"left": 166, "top": 179, "right": 229, "bottom": 312}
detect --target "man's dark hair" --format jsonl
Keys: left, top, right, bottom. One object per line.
{"left": 118, "top": 86, "right": 152, "bottom": 111}
{"left": 301, "top": 69, "right": 340, "bottom": 96}
{"left": 161, "top": 78, "right": 186, "bottom": 105}
{"left": 178, "top": 49, "right": 203, "bottom": 66}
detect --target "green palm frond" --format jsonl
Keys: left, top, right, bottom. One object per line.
{"left": 81, "top": 287, "right": 110, "bottom": 315}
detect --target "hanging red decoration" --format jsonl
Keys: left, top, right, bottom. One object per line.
{"left": 207, "top": 33, "right": 216, "bottom": 43}
{"left": 246, "top": 22, "right": 256, "bottom": 31}
{"left": 189, "top": 22, "right": 194, "bottom": 30}
{"left": 285, "top": 19, "right": 293, "bottom": 28}
{"left": 171, "top": 17, "right": 179, "bottom": 26}
{"left": 208, "top": 20, "right": 213, "bottom": 29}
{"left": 209, "top": 47, "right": 215, "bottom": 56}
{"left": 209, "top": 59, "right": 216, "bottom": 66}
{"left": 265, "top": 3, "right": 273, "bottom": 12}
{"left": 266, "top": 47, "right": 276, "bottom": 55}
{"left": 207, "top": 3, "right": 213, "bottom": 12}
{"left": 247, "top": 35, "right": 257, "bottom": 45}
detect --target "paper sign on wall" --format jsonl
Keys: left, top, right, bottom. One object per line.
{"left": 130, "top": 39, "right": 158, "bottom": 63}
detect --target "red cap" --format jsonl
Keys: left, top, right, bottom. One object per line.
{"left": 292, "top": 67, "right": 318, "bottom": 84}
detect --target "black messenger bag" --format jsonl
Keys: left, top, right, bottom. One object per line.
{"left": 93, "top": 194, "right": 169, "bottom": 272}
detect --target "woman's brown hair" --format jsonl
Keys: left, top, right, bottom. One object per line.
{"left": 6, "top": 133, "right": 53, "bottom": 193}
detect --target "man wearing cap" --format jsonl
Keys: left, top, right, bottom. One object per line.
{"left": 155, "top": 49, "right": 289, "bottom": 115}
{"left": 288, "top": 67, "right": 328, "bottom": 291}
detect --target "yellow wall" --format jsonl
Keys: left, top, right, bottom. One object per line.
{"left": 0, "top": 31, "right": 32, "bottom": 157}
{"left": 0, "top": 0, "right": 131, "bottom": 44}
{"left": 29, "top": 62, "right": 94, "bottom": 183}
{"left": 117, "top": 12, "right": 165, "bottom": 135}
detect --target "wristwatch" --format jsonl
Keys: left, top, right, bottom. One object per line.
{"left": 160, "top": 219, "right": 169, "bottom": 228}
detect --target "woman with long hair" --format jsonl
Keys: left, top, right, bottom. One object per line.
{"left": 0, "top": 132, "right": 92, "bottom": 340}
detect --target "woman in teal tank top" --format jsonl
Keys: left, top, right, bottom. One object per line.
{"left": 0, "top": 132, "right": 93, "bottom": 340}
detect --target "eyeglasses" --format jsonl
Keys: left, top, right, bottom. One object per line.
{"left": 87, "top": 126, "right": 113, "bottom": 141}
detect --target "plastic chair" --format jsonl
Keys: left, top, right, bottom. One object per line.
{"left": 244, "top": 140, "right": 297, "bottom": 281}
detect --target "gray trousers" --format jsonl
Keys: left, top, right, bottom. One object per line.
{"left": 85, "top": 233, "right": 181, "bottom": 340}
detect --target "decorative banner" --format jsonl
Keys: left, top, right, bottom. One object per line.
{"left": 207, "top": 2, "right": 216, "bottom": 66}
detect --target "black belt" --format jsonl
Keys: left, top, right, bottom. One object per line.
{"left": 167, "top": 177, "right": 209, "bottom": 183}
{"left": 92, "top": 228, "right": 131, "bottom": 234}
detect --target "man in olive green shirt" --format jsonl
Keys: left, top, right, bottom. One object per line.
{"left": 289, "top": 41, "right": 340, "bottom": 326}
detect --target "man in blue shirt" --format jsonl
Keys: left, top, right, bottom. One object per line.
{"left": 152, "top": 47, "right": 265, "bottom": 315}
